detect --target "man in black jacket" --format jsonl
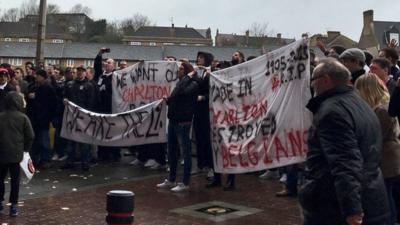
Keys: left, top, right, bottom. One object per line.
{"left": 94, "top": 48, "right": 120, "bottom": 162}
{"left": 300, "top": 58, "right": 389, "bottom": 225}
{"left": 62, "top": 66, "right": 96, "bottom": 171}
{"left": 28, "top": 69, "right": 56, "bottom": 169}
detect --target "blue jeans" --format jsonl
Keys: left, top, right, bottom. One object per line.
{"left": 66, "top": 141, "right": 90, "bottom": 166}
{"left": 168, "top": 121, "right": 192, "bottom": 186}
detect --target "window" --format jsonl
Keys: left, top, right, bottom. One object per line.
{"left": 18, "top": 38, "right": 30, "bottom": 42}
{"left": 8, "top": 58, "right": 23, "bottom": 66}
{"left": 389, "top": 33, "right": 399, "bottom": 45}
{"left": 130, "top": 42, "right": 141, "bottom": 46}
{"left": 163, "top": 43, "right": 174, "bottom": 46}
{"left": 4, "top": 38, "right": 11, "bottom": 42}
{"left": 84, "top": 60, "right": 94, "bottom": 67}
{"left": 149, "top": 42, "right": 157, "bottom": 46}
{"left": 180, "top": 43, "right": 188, "bottom": 46}
{"left": 52, "top": 39, "right": 64, "bottom": 44}
{"left": 66, "top": 59, "right": 75, "bottom": 67}
{"left": 45, "top": 59, "right": 59, "bottom": 66}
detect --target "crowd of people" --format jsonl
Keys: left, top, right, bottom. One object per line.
{"left": 0, "top": 42, "right": 399, "bottom": 225}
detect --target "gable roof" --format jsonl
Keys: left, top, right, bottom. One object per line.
{"left": 132, "top": 26, "right": 206, "bottom": 39}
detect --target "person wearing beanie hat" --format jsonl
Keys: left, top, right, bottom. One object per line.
{"left": 27, "top": 69, "right": 56, "bottom": 169}
{"left": 0, "top": 68, "right": 16, "bottom": 112}
{"left": 339, "top": 48, "right": 367, "bottom": 84}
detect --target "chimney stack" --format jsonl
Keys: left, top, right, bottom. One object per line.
{"left": 363, "top": 10, "right": 374, "bottom": 27}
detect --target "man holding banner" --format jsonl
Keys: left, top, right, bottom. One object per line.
{"left": 62, "top": 65, "right": 96, "bottom": 171}
{"left": 156, "top": 61, "right": 199, "bottom": 192}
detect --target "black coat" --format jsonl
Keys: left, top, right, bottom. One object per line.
{"left": 30, "top": 82, "right": 57, "bottom": 129}
{"left": 300, "top": 85, "right": 389, "bottom": 225}
{"left": 0, "top": 83, "right": 16, "bottom": 112}
{"left": 167, "top": 75, "right": 199, "bottom": 123}
{"left": 64, "top": 78, "right": 96, "bottom": 111}
{"left": 94, "top": 54, "right": 113, "bottom": 113}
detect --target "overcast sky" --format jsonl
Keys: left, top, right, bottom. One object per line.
{"left": 1, "top": 0, "right": 400, "bottom": 41}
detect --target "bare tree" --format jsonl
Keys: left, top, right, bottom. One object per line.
{"left": 69, "top": 4, "right": 92, "bottom": 15}
{"left": 119, "top": 13, "right": 154, "bottom": 35}
{"left": 47, "top": 4, "right": 60, "bottom": 14}
{"left": 248, "top": 22, "right": 275, "bottom": 37}
{"left": 0, "top": 8, "right": 20, "bottom": 22}
{"left": 19, "top": 0, "right": 39, "bottom": 17}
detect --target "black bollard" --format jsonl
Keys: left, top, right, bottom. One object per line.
{"left": 106, "top": 190, "right": 135, "bottom": 225}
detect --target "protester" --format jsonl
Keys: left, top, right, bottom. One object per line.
{"left": 0, "top": 92, "right": 34, "bottom": 217}
{"left": 24, "top": 61, "right": 35, "bottom": 85}
{"left": 62, "top": 65, "right": 96, "bottom": 171}
{"left": 339, "top": 48, "right": 366, "bottom": 84}
{"left": 206, "top": 51, "right": 246, "bottom": 191}
{"left": 379, "top": 47, "right": 400, "bottom": 81}
{"left": 300, "top": 58, "right": 389, "bottom": 225}
{"left": 157, "top": 61, "right": 199, "bottom": 192}
{"left": 119, "top": 61, "right": 128, "bottom": 70}
{"left": 13, "top": 67, "right": 28, "bottom": 95}
{"left": 0, "top": 68, "right": 16, "bottom": 112}
{"left": 369, "top": 58, "right": 397, "bottom": 95}
{"left": 49, "top": 65, "right": 67, "bottom": 161}
{"left": 94, "top": 48, "right": 121, "bottom": 162}
{"left": 28, "top": 69, "right": 57, "bottom": 169}
{"left": 355, "top": 73, "right": 400, "bottom": 225}
{"left": 193, "top": 51, "right": 214, "bottom": 176}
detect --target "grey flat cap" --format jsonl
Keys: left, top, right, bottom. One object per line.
{"left": 339, "top": 48, "right": 366, "bottom": 62}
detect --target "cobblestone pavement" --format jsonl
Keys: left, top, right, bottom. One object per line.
{"left": 0, "top": 170, "right": 301, "bottom": 225}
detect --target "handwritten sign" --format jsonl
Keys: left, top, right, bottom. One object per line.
{"left": 210, "top": 39, "right": 312, "bottom": 173}
{"left": 112, "top": 61, "right": 179, "bottom": 113}
{"left": 61, "top": 100, "right": 166, "bottom": 146}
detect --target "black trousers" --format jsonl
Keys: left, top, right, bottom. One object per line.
{"left": 0, "top": 163, "right": 20, "bottom": 204}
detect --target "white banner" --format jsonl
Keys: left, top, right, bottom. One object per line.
{"left": 61, "top": 99, "right": 167, "bottom": 146}
{"left": 112, "top": 61, "right": 179, "bottom": 113}
{"left": 210, "top": 39, "right": 312, "bottom": 173}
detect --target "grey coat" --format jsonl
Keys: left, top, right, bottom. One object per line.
{"left": 375, "top": 104, "right": 400, "bottom": 178}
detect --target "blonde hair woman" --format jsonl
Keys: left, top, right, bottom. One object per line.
{"left": 355, "top": 73, "right": 400, "bottom": 225}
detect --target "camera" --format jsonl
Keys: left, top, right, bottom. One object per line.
{"left": 104, "top": 48, "right": 111, "bottom": 53}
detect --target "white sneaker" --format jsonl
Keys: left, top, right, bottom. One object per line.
{"left": 259, "top": 170, "right": 280, "bottom": 179}
{"left": 171, "top": 183, "right": 189, "bottom": 192}
{"left": 207, "top": 169, "right": 214, "bottom": 178}
{"left": 52, "top": 154, "right": 59, "bottom": 161}
{"left": 144, "top": 159, "right": 156, "bottom": 167}
{"left": 150, "top": 162, "right": 162, "bottom": 170}
{"left": 58, "top": 155, "right": 68, "bottom": 161}
{"left": 279, "top": 174, "right": 287, "bottom": 183}
{"left": 130, "top": 159, "right": 143, "bottom": 166}
{"left": 156, "top": 179, "right": 175, "bottom": 188}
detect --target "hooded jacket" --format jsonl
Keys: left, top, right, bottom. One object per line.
{"left": 0, "top": 92, "right": 34, "bottom": 164}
